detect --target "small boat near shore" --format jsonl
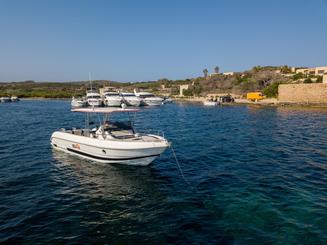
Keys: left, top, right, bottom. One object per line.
{"left": 163, "top": 97, "right": 173, "bottom": 104}
{"left": 51, "top": 107, "right": 169, "bottom": 166}
{"left": 10, "top": 96, "right": 19, "bottom": 102}
{"left": 0, "top": 97, "right": 11, "bottom": 103}
{"left": 71, "top": 96, "right": 87, "bottom": 108}
{"left": 203, "top": 100, "right": 219, "bottom": 106}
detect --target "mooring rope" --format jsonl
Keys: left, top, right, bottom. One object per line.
{"left": 170, "top": 144, "right": 194, "bottom": 189}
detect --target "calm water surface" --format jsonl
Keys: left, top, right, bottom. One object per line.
{"left": 1, "top": 100, "right": 326, "bottom": 244}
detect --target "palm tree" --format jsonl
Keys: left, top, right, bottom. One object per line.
{"left": 214, "top": 66, "right": 219, "bottom": 74}
{"left": 203, "top": 68, "right": 208, "bottom": 78}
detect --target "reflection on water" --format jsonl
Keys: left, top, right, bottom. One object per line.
{"left": 51, "top": 149, "right": 162, "bottom": 199}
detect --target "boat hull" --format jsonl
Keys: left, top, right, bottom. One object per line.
{"left": 87, "top": 99, "right": 103, "bottom": 107}
{"left": 203, "top": 101, "right": 219, "bottom": 106}
{"left": 124, "top": 99, "right": 141, "bottom": 107}
{"left": 71, "top": 101, "right": 86, "bottom": 108}
{"left": 163, "top": 98, "right": 173, "bottom": 104}
{"left": 104, "top": 98, "right": 122, "bottom": 107}
{"left": 0, "top": 97, "right": 11, "bottom": 103}
{"left": 51, "top": 131, "right": 168, "bottom": 166}
{"left": 141, "top": 99, "right": 163, "bottom": 106}
{"left": 11, "top": 97, "right": 19, "bottom": 102}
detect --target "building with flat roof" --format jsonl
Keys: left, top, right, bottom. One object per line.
{"left": 223, "top": 72, "right": 235, "bottom": 76}
{"left": 316, "top": 66, "right": 327, "bottom": 75}
{"left": 294, "top": 66, "right": 327, "bottom": 76}
{"left": 208, "top": 72, "right": 219, "bottom": 78}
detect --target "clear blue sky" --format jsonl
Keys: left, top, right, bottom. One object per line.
{"left": 0, "top": 0, "right": 326, "bottom": 82}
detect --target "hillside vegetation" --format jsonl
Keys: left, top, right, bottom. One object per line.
{"left": 0, "top": 66, "right": 322, "bottom": 98}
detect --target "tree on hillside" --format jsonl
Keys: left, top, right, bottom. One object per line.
{"left": 203, "top": 68, "right": 208, "bottom": 78}
{"left": 263, "top": 82, "right": 281, "bottom": 98}
{"left": 214, "top": 66, "right": 220, "bottom": 74}
{"left": 280, "top": 65, "right": 292, "bottom": 74}
{"left": 292, "top": 73, "right": 304, "bottom": 81}
{"left": 252, "top": 66, "right": 261, "bottom": 72}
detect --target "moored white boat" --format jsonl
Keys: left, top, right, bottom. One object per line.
{"left": 163, "top": 97, "right": 173, "bottom": 104}
{"left": 51, "top": 107, "right": 169, "bottom": 166}
{"left": 104, "top": 92, "right": 122, "bottom": 107}
{"left": 0, "top": 97, "right": 11, "bottom": 102}
{"left": 134, "top": 90, "right": 164, "bottom": 106}
{"left": 10, "top": 96, "right": 19, "bottom": 102}
{"left": 120, "top": 92, "right": 141, "bottom": 107}
{"left": 203, "top": 100, "right": 219, "bottom": 106}
{"left": 71, "top": 96, "right": 87, "bottom": 108}
{"left": 86, "top": 91, "right": 102, "bottom": 107}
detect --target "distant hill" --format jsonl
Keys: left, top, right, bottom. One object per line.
{"left": 0, "top": 80, "right": 127, "bottom": 98}
{"left": 0, "top": 66, "right": 322, "bottom": 98}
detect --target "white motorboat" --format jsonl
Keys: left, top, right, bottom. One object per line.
{"left": 0, "top": 97, "right": 11, "bottom": 102}
{"left": 10, "top": 96, "right": 19, "bottom": 102}
{"left": 104, "top": 92, "right": 122, "bottom": 107}
{"left": 51, "top": 107, "right": 169, "bottom": 166}
{"left": 86, "top": 91, "right": 102, "bottom": 107}
{"left": 71, "top": 96, "right": 87, "bottom": 108}
{"left": 163, "top": 97, "right": 173, "bottom": 104}
{"left": 134, "top": 90, "right": 164, "bottom": 106}
{"left": 120, "top": 92, "right": 141, "bottom": 107}
{"left": 203, "top": 100, "right": 219, "bottom": 106}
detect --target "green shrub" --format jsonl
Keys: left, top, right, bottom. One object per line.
{"left": 280, "top": 65, "right": 292, "bottom": 73}
{"left": 303, "top": 78, "right": 313, "bottom": 83}
{"left": 193, "top": 85, "right": 203, "bottom": 96}
{"left": 183, "top": 89, "right": 193, "bottom": 96}
{"left": 263, "top": 82, "right": 280, "bottom": 98}
{"left": 293, "top": 73, "right": 305, "bottom": 80}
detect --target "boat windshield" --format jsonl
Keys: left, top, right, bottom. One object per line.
{"left": 103, "top": 121, "right": 135, "bottom": 139}
{"left": 105, "top": 93, "right": 120, "bottom": 97}
{"left": 103, "top": 121, "right": 132, "bottom": 130}
{"left": 88, "top": 95, "right": 101, "bottom": 99}
{"left": 139, "top": 94, "right": 155, "bottom": 98}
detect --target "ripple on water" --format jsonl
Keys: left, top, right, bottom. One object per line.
{"left": 0, "top": 101, "right": 327, "bottom": 244}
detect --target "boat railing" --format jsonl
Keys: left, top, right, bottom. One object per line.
{"left": 137, "top": 129, "right": 165, "bottom": 139}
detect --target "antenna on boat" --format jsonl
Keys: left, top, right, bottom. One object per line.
{"left": 89, "top": 72, "right": 92, "bottom": 91}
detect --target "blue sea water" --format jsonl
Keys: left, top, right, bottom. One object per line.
{"left": 0, "top": 100, "right": 326, "bottom": 244}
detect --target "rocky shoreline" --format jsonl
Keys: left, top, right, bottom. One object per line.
{"left": 174, "top": 97, "right": 327, "bottom": 108}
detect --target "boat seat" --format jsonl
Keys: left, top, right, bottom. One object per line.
{"left": 73, "top": 129, "right": 82, "bottom": 136}
{"left": 110, "top": 130, "right": 136, "bottom": 139}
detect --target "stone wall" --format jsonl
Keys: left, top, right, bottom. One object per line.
{"left": 323, "top": 74, "right": 327, "bottom": 83}
{"left": 278, "top": 83, "right": 327, "bottom": 103}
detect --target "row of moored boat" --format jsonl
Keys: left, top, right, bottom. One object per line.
{"left": 72, "top": 89, "right": 172, "bottom": 108}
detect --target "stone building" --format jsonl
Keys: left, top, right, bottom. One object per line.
{"left": 294, "top": 66, "right": 327, "bottom": 76}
